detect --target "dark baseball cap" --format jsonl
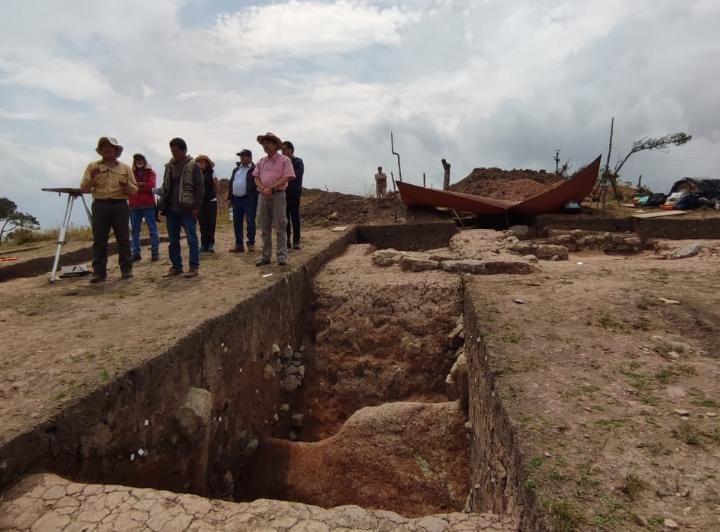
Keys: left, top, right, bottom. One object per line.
{"left": 237, "top": 149, "right": 252, "bottom": 157}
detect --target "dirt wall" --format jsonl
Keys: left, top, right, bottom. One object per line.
{"left": 463, "top": 282, "right": 548, "bottom": 531}
{"left": 537, "top": 214, "right": 720, "bottom": 239}
{"left": 357, "top": 221, "right": 457, "bottom": 251}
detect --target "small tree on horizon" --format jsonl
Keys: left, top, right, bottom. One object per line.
{"left": 0, "top": 197, "right": 40, "bottom": 244}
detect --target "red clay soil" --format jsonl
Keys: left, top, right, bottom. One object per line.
{"left": 450, "top": 168, "right": 565, "bottom": 201}
{"left": 250, "top": 401, "right": 469, "bottom": 517}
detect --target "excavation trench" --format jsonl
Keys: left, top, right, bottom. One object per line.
{"left": 241, "top": 244, "right": 467, "bottom": 516}
{"left": 1, "top": 222, "right": 530, "bottom": 526}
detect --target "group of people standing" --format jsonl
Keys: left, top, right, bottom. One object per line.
{"left": 80, "top": 132, "right": 303, "bottom": 283}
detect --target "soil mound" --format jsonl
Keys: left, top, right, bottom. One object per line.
{"left": 301, "top": 189, "right": 403, "bottom": 226}
{"left": 450, "top": 168, "right": 564, "bottom": 201}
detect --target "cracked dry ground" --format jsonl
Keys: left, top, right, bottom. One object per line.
{"left": 0, "top": 474, "right": 516, "bottom": 532}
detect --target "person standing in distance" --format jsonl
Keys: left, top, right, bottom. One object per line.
{"left": 281, "top": 140, "right": 304, "bottom": 250}
{"left": 228, "top": 149, "right": 258, "bottom": 252}
{"left": 129, "top": 153, "right": 160, "bottom": 262}
{"left": 374, "top": 166, "right": 387, "bottom": 198}
{"left": 253, "top": 133, "right": 295, "bottom": 266}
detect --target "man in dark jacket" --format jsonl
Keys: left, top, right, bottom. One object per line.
{"left": 228, "top": 149, "right": 258, "bottom": 252}
{"left": 158, "top": 137, "right": 204, "bottom": 277}
{"left": 281, "top": 141, "right": 304, "bottom": 250}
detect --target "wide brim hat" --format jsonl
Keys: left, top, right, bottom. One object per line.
{"left": 96, "top": 136, "right": 123, "bottom": 156}
{"left": 256, "top": 132, "right": 282, "bottom": 146}
{"left": 195, "top": 154, "right": 215, "bottom": 168}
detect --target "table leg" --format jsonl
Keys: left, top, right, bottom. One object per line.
{"left": 49, "top": 195, "right": 75, "bottom": 282}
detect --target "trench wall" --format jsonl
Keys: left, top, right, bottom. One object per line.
{"left": 464, "top": 283, "right": 548, "bottom": 531}
{"left": 0, "top": 222, "right": 458, "bottom": 501}
{"left": 536, "top": 214, "right": 720, "bottom": 239}
{"left": 0, "top": 230, "right": 356, "bottom": 497}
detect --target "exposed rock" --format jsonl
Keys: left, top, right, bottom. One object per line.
{"left": 400, "top": 256, "right": 441, "bottom": 272}
{"left": 441, "top": 259, "right": 487, "bottom": 274}
{"left": 534, "top": 244, "right": 569, "bottom": 260}
{"left": 508, "top": 225, "right": 529, "bottom": 238}
{"left": 441, "top": 259, "right": 536, "bottom": 275}
{"left": 176, "top": 388, "right": 212, "bottom": 439}
{"left": 284, "top": 375, "right": 301, "bottom": 392}
{"left": 372, "top": 249, "right": 402, "bottom": 267}
{"left": 523, "top": 255, "right": 538, "bottom": 263}
{"left": 290, "top": 413, "right": 305, "bottom": 428}
{"left": 670, "top": 243, "right": 703, "bottom": 259}
{"left": 448, "top": 324, "right": 465, "bottom": 349}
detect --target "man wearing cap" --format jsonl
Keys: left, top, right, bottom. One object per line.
{"left": 81, "top": 136, "right": 138, "bottom": 283}
{"left": 129, "top": 153, "right": 160, "bottom": 262}
{"left": 227, "top": 149, "right": 257, "bottom": 252}
{"left": 157, "top": 137, "right": 204, "bottom": 277}
{"left": 253, "top": 133, "right": 295, "bottom": 266}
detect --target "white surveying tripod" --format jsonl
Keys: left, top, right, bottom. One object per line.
{"left": 42, "top": 187, "right": 92, "bottom": 282}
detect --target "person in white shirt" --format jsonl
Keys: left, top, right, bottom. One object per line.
{"left": 228, "top": 149, "right": 258, "bottom": 252}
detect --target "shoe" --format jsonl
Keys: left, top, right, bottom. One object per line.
{"left": 184, "top": 268, "right": 199, "bottom": 278}
{"left": 293, "top": 243, "right": 301, "bottom": 250}
{"left": 89, "top": 275, "right": 106, "bottom": 284}
{"left": 164, "top": 267, "right": 183, "bottom": 277}
{"left": 121, "top": 272, "right": 134, "bottom": 280}
{"left": 199, "top": 248, "right": 208, "bottom": 254}
{"left": 229, "top": 246, "right": 245, "bottom": 253}
{"left": 277, "top": 258, "right": 288, "bottom": 266}
{"left": 207, "top": 245, "right": 215, "bottom": 253}
{"left": 255, "top": 258, "right": 271, "bottom": 266}
{"left": 247, "top": 244, "right": 255, "bottom": 252}
{"left": 132, "top": 255, "right": 142, "bottom": 262}
{"left": 151, "top": 255, "right": 160, "bottom": 262}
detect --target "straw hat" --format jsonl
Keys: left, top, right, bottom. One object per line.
{"left": 256, "top": 132, "right": 282, "bottom": 146}
{"left": 195, "top": 154, "right": 215, "bottom": 168}
{"left": 96, "top": 136, "right": 123, "bottom": 156}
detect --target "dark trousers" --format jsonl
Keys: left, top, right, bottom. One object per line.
{"left": 92, "top": 200, "right": 132, "bottom": 277}
{"left": 286, "top": 191, "right": 301, "bottom": 245}
{"left": 232, "top": 195, "right": 257, "bottom": 247}
{"left": 199, "top": 201, "right": 218, "bottom": 250}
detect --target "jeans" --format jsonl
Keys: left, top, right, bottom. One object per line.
{"left": 165, "top": 211, "right": 199, "bottom": 270}
{"left": 232, "top": 195, "right": 257, "bottom": 247}
{"left": 199, "top": 201, "right": 217, "bottom": 250}
{"left": 130, "top": 207, "right": 160, "bottom": 258}
{"left": 258, "top": 192, "right": 288, "bottom": 262}
{"left": 286, "top": 191, "right": 301, "bottom": 245}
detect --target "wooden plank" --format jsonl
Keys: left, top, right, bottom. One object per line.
{"left": 632, "top": 210, "right": 688, "bottom": 219}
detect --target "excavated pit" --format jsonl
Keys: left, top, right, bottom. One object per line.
{"left": 0, "top": 223, "right": 527, "bottom": 529}
{"left": 242, "top": 244, "right": 468, "bottom": 516}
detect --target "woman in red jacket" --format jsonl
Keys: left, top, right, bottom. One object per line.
{"left": 129, "top": 153, "right": 160, "bottom": 261}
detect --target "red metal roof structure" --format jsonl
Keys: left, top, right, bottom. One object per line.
{"left": 397, "top": 156, "right": 602, "bottom": 216}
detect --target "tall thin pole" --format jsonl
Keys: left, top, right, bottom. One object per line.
{"left": 604, "top": 117, "right": 614, "bottom": 176}
{"left": 554, "top": 149, "right": 560, "bottom": 173}
{"left": 391, "top": 132, "right": 402, "bottom": 182}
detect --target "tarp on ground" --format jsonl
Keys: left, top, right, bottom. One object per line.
{"left": 670, "top": 178, "right": 720, "bottom": 199}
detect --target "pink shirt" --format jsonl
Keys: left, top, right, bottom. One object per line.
{"left": 252, "top": 152, "right": 295, "bottom": 191}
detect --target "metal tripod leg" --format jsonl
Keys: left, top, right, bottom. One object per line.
{"left": 49, "top": 195, "right": 76, "bottom": 282}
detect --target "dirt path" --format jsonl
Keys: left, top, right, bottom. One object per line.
{"left": 0, "top": 228, "right": 346, "bottom": 447}
{"left": 470, "top": 243, "right": 720, "bottom": 530}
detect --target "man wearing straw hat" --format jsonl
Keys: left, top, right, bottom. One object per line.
{"left": 80, "top": 136, "right": 138, "bottom": 283}
{"left": 253, "top": 132, "right": 295, "bottom": 266}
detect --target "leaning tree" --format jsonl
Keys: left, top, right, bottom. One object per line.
{"left": 0, "top": 197, "right": 40, "bottom": 244}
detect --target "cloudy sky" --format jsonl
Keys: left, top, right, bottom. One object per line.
{"left": 1, "top": 0, "right": 719, "bottom": 227}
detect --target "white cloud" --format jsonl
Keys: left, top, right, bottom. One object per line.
{"left": 200, "top": 0, "right": 419, "bottom": 61}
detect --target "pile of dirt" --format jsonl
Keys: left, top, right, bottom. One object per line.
{"left": 301, "top": 189, "right": 404, "bottom": 226}
{"left": 450, "top": 168, "right": 565, "bottom": 201}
